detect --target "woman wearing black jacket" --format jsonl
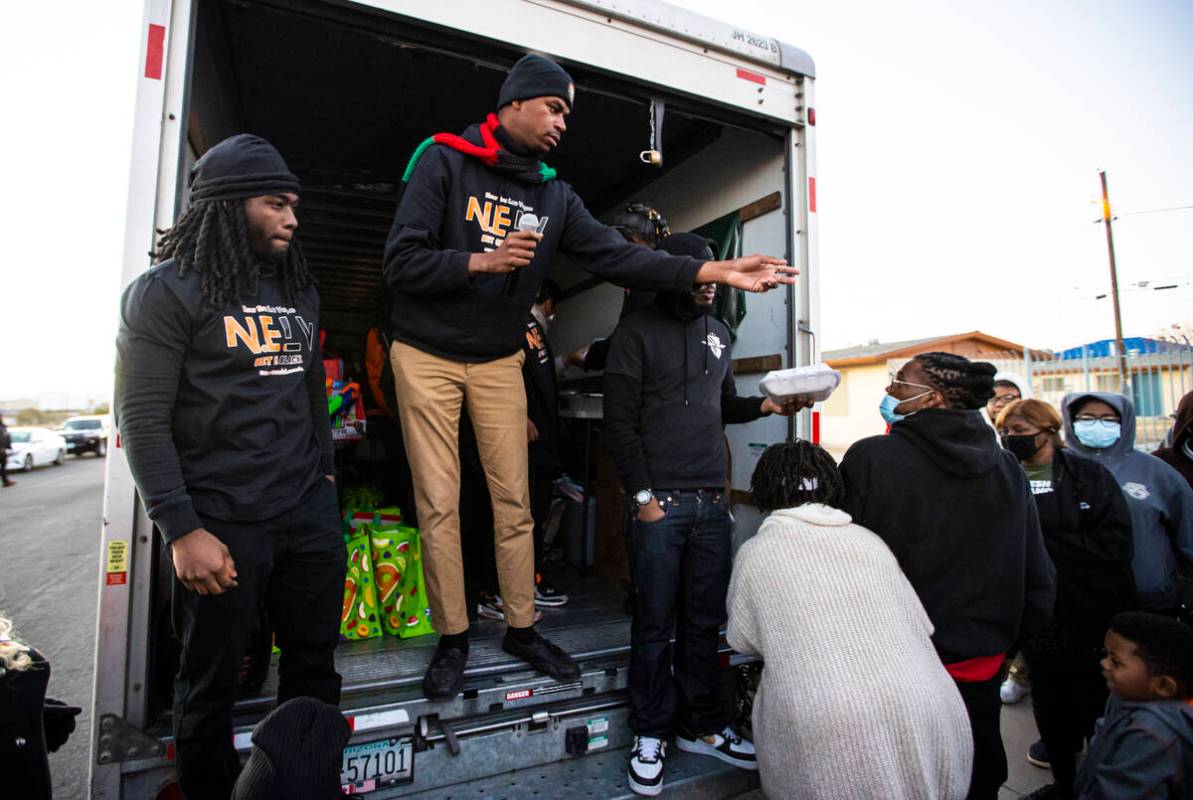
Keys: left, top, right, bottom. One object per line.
{"left": 997, "top": 399, "right": 1134, "bottom": 800}
{"left": 1, "top": 615, "right": 80, "bottom": 799}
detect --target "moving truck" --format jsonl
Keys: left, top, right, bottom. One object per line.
{"left": 91, "top": 1, "right": 820, "bottom": 796}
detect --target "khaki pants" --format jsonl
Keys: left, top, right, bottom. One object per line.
{"left": 390, "top": 341, "right": 536, "bottom": 633}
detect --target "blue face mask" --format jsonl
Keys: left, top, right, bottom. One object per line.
{"left": 879, "top": 389, "right": 933, "bottom": 425}
{"left": 1074, "top": 419, "right": 1121, "bottom": 449}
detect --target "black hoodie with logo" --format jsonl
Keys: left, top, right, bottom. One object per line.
{"left": 603, "top": 293, "right": 767, "bottom": 493}
{"left": 840, "top": 409, "right": 1056, "bottom": 662}
{"left": 382, "top": 125, "right": 705, "bottom": 363}
{"left": 114, "top": 261, "right": 335, "bottom": 542}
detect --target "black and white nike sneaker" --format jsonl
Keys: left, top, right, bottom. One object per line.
{"left": 534, "top": 573, "right": 569, "bottom": 607}
{"left": 627, "top": 735, "right": 667, "bottom": 796}
{"left": 674, "top": 725, "right": 757, "bottom": 770}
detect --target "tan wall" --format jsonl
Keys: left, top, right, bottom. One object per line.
{"left": 821, "top": 362, "right": 890, "bottom": 457}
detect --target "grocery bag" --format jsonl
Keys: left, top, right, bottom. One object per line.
{"left": 369, "top": 524, "right": 435, "bottom": 639}
{"left": 340, "top": 531, "right": 383, "bottom": 641}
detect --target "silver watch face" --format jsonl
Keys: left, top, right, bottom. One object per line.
{"left": 634, "top": 490, "right": 653, "bottom": 506}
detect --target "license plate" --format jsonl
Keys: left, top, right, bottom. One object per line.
{"left": 340, "top": 737, "right": 414, "bottom": 794}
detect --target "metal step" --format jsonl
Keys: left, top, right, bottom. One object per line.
{"left": 403, "top": 744, "right": 761, "bottom": 800}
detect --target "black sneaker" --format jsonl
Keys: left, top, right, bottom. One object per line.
{"left": 502, "top": 630, "right": 580, "bottom": 680}
{"left": 422, "top": 646, "right": 467, "bottom": 701}
{"left": 1023, "top": 784, "right": 1069, "bottom": 799}
{"left": 534, "top": 574, "right": 569, "bottom": 607}
{"left": 477, "top": 592, "right": 542, "bottom": 623}
{"left": 1027, "top": 738, "right": 1051, "bottom": 769}
{"left": 675, "top": 724, "right": 757, "bottom": 770}
{"left": 627, "top": 735, "right": 666, "bottom": 797}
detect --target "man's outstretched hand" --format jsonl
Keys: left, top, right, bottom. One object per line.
{"left": 695, "top": 255, "right": 798, "bottom": 293}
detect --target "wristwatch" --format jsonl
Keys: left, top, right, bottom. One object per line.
{"left": 633, "top": 489, "right": 653, "bottom": 508}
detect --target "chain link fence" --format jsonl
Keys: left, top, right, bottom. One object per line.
{"left": 978, "top": 341, "right": 1193, "bottom": 452}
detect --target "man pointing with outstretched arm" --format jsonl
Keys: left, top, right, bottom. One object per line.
{"left": 383, "top": 53, "right": 795, "bottom": 701}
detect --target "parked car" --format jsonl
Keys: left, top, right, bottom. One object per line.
{"left": 58, "top": 415, "right": 109, "bottom": 457}
{"left": 6, "top": 426, "right": 67, "bottom": 472}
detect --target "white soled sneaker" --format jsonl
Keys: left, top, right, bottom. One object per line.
{"left": 1000, "top": 676, "right": 1030, "bottom": 704}
{"left": 627, "top": 735, "right": 667, "bottom": 796}
{"left": 675, "top": 725, "right": 757, "bottom": 770}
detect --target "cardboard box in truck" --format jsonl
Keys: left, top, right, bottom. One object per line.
{"left": 91, "top": 1, "right": 819, "bottom": 797}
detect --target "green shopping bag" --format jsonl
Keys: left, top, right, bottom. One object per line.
{"left": 340, "top": 530, "right": 383, "bottom": 641}
{"left": 369, "top": 524, "right": 435, "bottom": 639}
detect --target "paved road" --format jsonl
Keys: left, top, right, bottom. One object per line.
{"left": 0, "top": 454, "right": 106, "bottom": 800}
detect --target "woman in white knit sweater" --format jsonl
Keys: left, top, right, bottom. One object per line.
{"left": 728, "top": 441, "right": 973, "bottom": 799}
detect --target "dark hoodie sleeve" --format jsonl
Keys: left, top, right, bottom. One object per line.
{"left": 1019, "top": 487, "right": 1057, "bottom": 639}
{"left": 1165, "top": 474, "right": 1193, "bottom": 565}
{"left": 113, "top": 274, "right": 204, "bottom": 543}
{"left": 602, "top": 324, "right": 652, "bottom": 493}
{"left": 720, "top": 362, "right": 767, "bottom": 425}
{"left": 560, "top": 187, "right": 704, "bottom": 291}
{"left": 840, "top": 444, "right": 877, "bottom": 540}
{"left": 382, "top": 147, "right": 473, "bottom": 295}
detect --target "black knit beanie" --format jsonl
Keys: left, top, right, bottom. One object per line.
{"left": 498, "top": 54, "right": 575, "bottom": 111}
{"left": 657, "top": 232, "right": 716, "bottom": 261}
{"left": 189, "top": 133, "right": 301, "bottom": 204}
{"left": 231, "top": 697, "right": 351, "bottom": 800}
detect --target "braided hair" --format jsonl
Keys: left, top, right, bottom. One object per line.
{"left": 610, "top": 202, "right": 670, "bottom": 246}
{"left": 750, "top": 440, "right": 845, "bottom": 514}
{"left": 914, "top": 352, "right": 997, "bottom": 410}
{"left": 154, "top": 199, "right": 314, "bottom": 308}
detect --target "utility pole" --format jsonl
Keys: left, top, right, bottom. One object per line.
{"left": 1099, "top": 169, "right": 1128, "bottom": 394}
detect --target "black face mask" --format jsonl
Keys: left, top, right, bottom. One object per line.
{"left": 1002, "top": 432, "right": 1044, "bottom": 461}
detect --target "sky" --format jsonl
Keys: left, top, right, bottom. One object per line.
{"left": 1, "top": 1, "right": 1191, "bottom": 404}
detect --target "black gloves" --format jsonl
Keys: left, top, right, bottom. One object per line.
{"left": 43, "top": 698, "right": 82, "bottom": 753}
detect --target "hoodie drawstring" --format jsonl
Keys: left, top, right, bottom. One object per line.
{"left": 683, "top": 323, "right": 689, "bottom": 406}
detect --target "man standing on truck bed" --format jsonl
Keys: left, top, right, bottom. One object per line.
{"left": 114, "top": 134, "right": 344, "bottom": 800}
{"left": 383, "top": 53, "right": 796, "bottom": 700}
{"left": 603, "top": 232, "right": 806, "bottom": 796}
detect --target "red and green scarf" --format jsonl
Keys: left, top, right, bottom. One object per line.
{"left": 401, "top": 113, "right": 557, "bottom": 187}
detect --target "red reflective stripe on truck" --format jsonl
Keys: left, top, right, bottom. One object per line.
{"left": 145, "top": 24, "right": 166, "bottom": 80}
{"left": 808, "top": 177, "right": 817, "bottom": 213}
{"left": 735, "top": 68, "right": 766, "bottom": 86}
{"left": 812, "top": 411, "right": 821, "bottom": 445}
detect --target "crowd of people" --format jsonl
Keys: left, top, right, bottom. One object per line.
{"left": 5, "top": 52, "right": 1193, "bottom": 800}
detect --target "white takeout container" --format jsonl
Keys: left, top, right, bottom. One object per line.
{"left": 758, "top": 363, "right": 841, "bottom": 403}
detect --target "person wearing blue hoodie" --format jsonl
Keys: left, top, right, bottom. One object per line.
{"left": 1062, "top": 392, "right": 1193, "bottom": 615}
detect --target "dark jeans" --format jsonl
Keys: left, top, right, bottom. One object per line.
{"left": 628, "top": 488, "right": 731, "bottom": 738}
{"left": 956, "top": 674, "right": 1007, "bottom": 800}
{"left": 1024, "top": 642, "right": 1107, "bottom": 794}
{"left": 171, "top": 479, "right": 345, "bottom": 800}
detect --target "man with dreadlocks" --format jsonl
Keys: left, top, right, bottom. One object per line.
{"left": 384, "top": 54, "right": 796, "bottom": 701}
{"left": 840, "top": 352, "right": 1055, "bottom": 800}
{"left": 114, "top": 134, "right": 344, "bottom": 800}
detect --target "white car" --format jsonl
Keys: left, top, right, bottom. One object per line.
{"left": 5, "top": 426, "right": 68, "bottom": 472}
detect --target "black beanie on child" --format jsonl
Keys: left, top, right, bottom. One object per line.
{"left": 498, "top": 54, "right": 575, "bottom": 111}
{"left": 231, "top": 697, "right": 351, "bottom": 800}
{"left": 189, "top": 133, "right": 301, "bottom": 204}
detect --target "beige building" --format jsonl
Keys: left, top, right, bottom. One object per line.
{"left": 820, "top": 331, "right": 1035, "bottom": 457}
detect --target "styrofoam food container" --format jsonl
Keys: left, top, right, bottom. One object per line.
{"left": 758, "top": 364, "right": 841, "bottom": 403}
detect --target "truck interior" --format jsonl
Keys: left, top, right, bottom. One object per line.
{"left": 139, "top": 0, "right": 793, "bottom": 794}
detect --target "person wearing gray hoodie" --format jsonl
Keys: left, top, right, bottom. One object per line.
{"left": 1062, "top": 392, "right": 1193, "bottom": 614}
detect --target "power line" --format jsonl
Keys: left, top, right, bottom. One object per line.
{"left": 1093, "top": 203, "right": 1193, "bottom": 223}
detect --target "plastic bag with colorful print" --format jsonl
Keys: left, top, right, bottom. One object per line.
{"left": 340, "top": 531, "right": 383, "bottom": 641}
{"left": 369, "top": 524, "right": 434, "bottom": 639}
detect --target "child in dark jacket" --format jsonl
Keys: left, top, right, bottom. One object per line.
{"left": 1075, "top": 612, "right": 1193, "bottom": 799}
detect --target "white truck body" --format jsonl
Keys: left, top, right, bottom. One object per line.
{"left": 92, "top": 1, "right": 818, "bottom": 796}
